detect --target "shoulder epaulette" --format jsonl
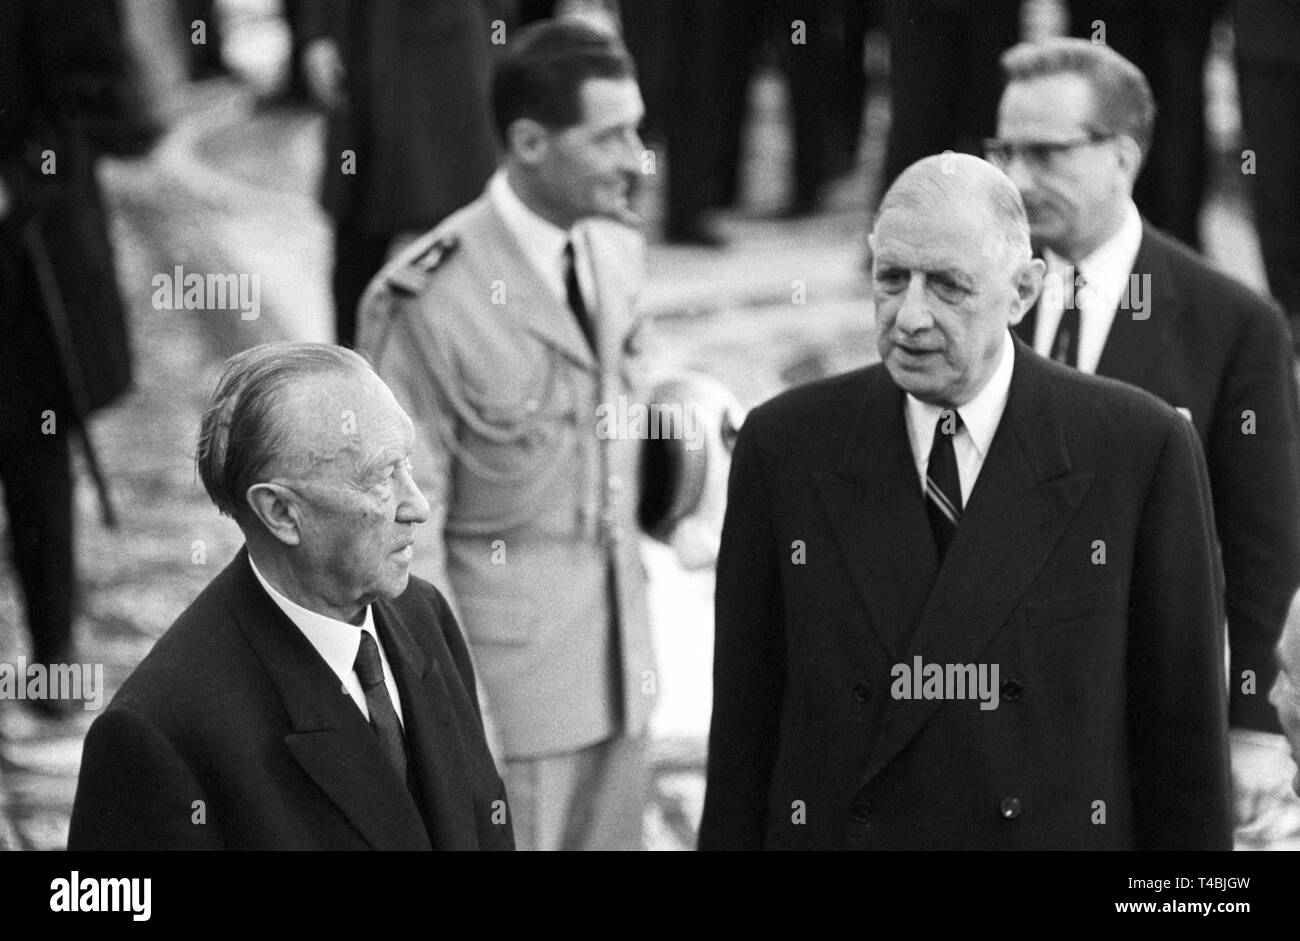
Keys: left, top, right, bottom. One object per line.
{"left": 384, "top": 234, "right": 461, "bottom": 296}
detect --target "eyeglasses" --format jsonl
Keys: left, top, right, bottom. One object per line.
{"left": 983, "top": 132, "right": 1115, "bottom": 170}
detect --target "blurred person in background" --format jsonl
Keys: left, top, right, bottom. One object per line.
{"left": 1065, "top": 0, "right": 1229, "bottom": 251}
{"left": 0, "top": 0, "right": 159, "bottom": 717}
{"left": 995, "top": 37, "right": 1300, "bottom": 844}
{"left": 880, "top": 0, "right": 1021, "bottom": 193}
{"left": 1235, "top": 0, "right": 1300, "bottom": 347}
{"left": 301, "top": 0, "right": 500, "bottom": 347}
{"left": 643, "top": 0, "right": 852, "bottom": 246}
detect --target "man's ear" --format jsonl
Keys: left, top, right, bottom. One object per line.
{"left": 506, "top": 117, "right": 551, "bottom": 167}
{"left": 1114, "top": 135, "right": 1144, "bottom": 190}
{"left": 1009, "top": 257, "right": 1045, "bottom": 326}
{"left": 246, "top": 483, "right": 303, "bottom": 547}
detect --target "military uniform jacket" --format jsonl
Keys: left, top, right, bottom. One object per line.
{"left": 358, "top": 191, "right": 657, "bottom": 759}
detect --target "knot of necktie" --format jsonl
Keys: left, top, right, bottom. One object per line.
{"left": 353, "top": 631, "right": 386, "bottom": 691}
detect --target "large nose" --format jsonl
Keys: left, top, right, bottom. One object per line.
{"left": 619, "top": 127, "right": 645, "bottom": 172}
{"left": 1000, "top": 152, "right": 1037, "bottom": 198}
{"left": 396, "top": 465, "right": 430, "bottom": 525}
{"left": 894, "top": 274, "right": 933, "bottom": 334}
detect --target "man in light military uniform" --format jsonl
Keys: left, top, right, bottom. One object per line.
{"left": 357, "top": 19, "right": 655, "bottom": 850}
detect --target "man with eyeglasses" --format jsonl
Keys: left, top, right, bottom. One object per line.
{"left": 991, "top": 37, "right": 1300, "bottom": 845}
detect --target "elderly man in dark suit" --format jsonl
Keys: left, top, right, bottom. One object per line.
{"left": 699, "top": 153, "right": 1231, "bottom": 850}
{"left": 0, "top": 0, "right": 157, "bottom": 716}
{"left": 68, "top": 344, "right": 512, "bottom": 850}
{"left": 993, "top": 38, "right": 1300, "bottom": 838}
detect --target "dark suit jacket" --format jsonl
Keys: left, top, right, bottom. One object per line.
{"left": 68, "top": 549, "right": 513, "bottom": 850}
{"left": 699, "top": 339, "right": 1232, "bottom": 850}
{"left": 1015, "top": 224, "right": 1300, "bottom": 733}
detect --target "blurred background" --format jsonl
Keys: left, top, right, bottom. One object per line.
{"left": 0, "top": 0, "right": 1291, "bottom": 850}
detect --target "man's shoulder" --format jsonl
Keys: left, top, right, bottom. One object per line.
{"left": 743, "top": 365, "right": 881, "bottom": 446}
{"left": 1018, "top": 345, "right": 1192, "bottom": 444}
{"left": 374, "top": 197, "right": 494, "bottom": 297}
{"left": 1140, "top": 225, "right": 1287, "bottom": 335}
{"left": 105, "top": 556, "right": 262, "bottom": 721}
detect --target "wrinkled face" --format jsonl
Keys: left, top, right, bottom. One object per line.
{"left": 277, "top": 372, "right": 429, "bottom": 620}
{"left": 872, "top": 202, "right": 1029, "bottom": 408}
{"left": 1270, "top": 629, "right": 1300, "bottom": 794}
{"left": 534, "top": 77, "right": 645, "bottom": 226}
{"left": 994, "top": 74, "right": 1129, "bottom": 259}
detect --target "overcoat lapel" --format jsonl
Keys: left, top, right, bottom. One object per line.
{"left": 860, "top": 342, "right": 1095, "bottom": 785}
{"left": 225, "top": 550, "right": 432, "bottom": 849}
{"left": 373, "top": 601, "right": 482, "bottom": 850}
{"left": 811, "top": 369, "right": 940, "bottom": 660}
{"left": 1094, "top": 225, "right": 1174, "bottom": 387}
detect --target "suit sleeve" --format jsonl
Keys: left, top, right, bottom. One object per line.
{"left": 68, "top": 705, "right": 223, "bottom": 850}
{"left": 1208, "top": 301, "right": 1300, "bottom": 732}
{"left": 698, "top": 415, "right": 786, "bottom": 850}
{"left": 1127, "top": 413, "right": 1233, "bottom": 850}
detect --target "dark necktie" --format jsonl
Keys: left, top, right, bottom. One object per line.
{"left": 353, "top": 631, "right": 408, "bottom": 786}
{"left": 925, "top": 409, "right": 963, "bottom": 561}
{"left": 1051, "top": 269, "right": 1084, "bottom": 368}
{"left": 563, "top": 239, "right": 598, "bottom": 355}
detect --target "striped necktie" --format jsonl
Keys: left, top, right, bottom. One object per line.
{"left": 925, "top": 409, "right": 963, "bottom": 560}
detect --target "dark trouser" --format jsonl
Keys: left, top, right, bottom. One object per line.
{"left": 0, "top": 422, "right": 74, "bottom": 665}
{"left": 331, "top": 227, "right": 392, "bottom": 348}
{"left": 1238, "top": 60, "right": 1300, "bottom": 328}
{"left": 882, "top": 0, "right": 1020, "bottom": 194}
{"left": 0, "top": 243, "right": 76, "bottom": 665}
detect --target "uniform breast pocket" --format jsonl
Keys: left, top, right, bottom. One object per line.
{"left": 1024, "top": 585, "right": 1123, "bottom": 632}
{"left": 459, "top": 350, "right": 578, "bottom": 475}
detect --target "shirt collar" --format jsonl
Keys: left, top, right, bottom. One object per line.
{"left": 905, "top": 328, "right": 1015, "bottom": 463}
{"left": 1050, "top": 199, "right": 1143, "bottom": 304}
{"left": 247, "top": 551, "right": 377, "bottom": 682}
{"left": 489, "top": 168, "right": 571, "bottom": 301}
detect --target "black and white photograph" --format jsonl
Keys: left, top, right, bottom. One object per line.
{"left": 2, "top": 0, "right": 1299, "bottom": 916}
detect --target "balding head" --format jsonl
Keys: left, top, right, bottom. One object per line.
{"left": 875, "top": 153, "right": 1033, "bottom": 277}
{"left": 870, "top": 155, "right": 1044, "bottom": 408}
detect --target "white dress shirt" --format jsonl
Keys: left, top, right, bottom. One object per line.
{"left": 248, "top": 554, "right": 405, "bottom": 725}
{"left": 904, "top": 329, "right": 1015, "bottom": 505}
{"left": 489, "top": 168, "right": 580, "bottom": 306}
{"left": 1032, "top": 199, "right": 1143, "bottom": 375}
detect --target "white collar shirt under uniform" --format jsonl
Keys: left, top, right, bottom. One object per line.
{"left": 248, "top": 553, "right": 404, "bottom": 726}
{"left": 904, "top": 329, "right": 1016, "bottom": 506}
{"left": 489, "top": 168, "right": 579, "bottom": 307}
{"left": 1032, "top": 199, "right": 1143, "bottom": 375}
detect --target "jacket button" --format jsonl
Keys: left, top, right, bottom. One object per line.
{"left": 1000, "top": 679, "right": 1023, "bottom": 702}
{"left": 851, "top": 800, "right": 874, "bottom": 823}
{"left": 852, "top": 683, "right": 872, "bottom": 703}
{"left": 1000, "top": 797, "right": 1021, "bottom": 819}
